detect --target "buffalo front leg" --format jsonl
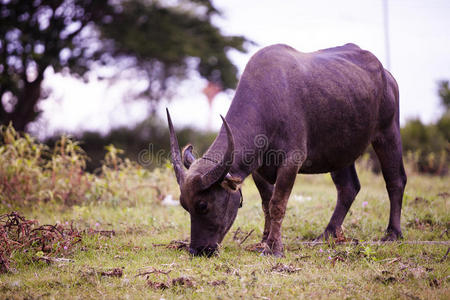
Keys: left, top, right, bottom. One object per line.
{"left": 252, "top": 171, "right": 274, "bottom": 243}
{"left": 317, "top": 163, "right": 361, "bottom": 240}
{"left": 372, "top": 125, "right": 407, "bottom": 240}
{"left": 264, "top": 158, "right": 301, "bottom": 257}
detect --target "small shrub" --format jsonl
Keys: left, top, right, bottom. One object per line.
{"left": 400, "top": 117, "right": 449, "bottom": 175}
{"left": 0, "top": 124, "right": 177, "bottom": 207}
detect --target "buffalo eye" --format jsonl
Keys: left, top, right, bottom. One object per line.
{"left": 195, "top": 201, "right": 208, "bottom": 214}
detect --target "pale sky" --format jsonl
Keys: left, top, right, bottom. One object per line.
{"left": 32, "top": 0, "right": 450, "bottom": 138}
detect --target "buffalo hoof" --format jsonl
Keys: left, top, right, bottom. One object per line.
{"left": 188, "top": 246, "right": 218, "bottom": 257}
{"left": 261, "top": 248, "right": 284, "bottom": 258}
{"left": 315, "top": 226, "right": 346, "bottom": 242}
{"left": 315, "top": 231, "right": 336, "bottom": 242}
{"left": 381, "top": 229, "right": 403, "bottom": 241}
{"left": 260, "top": 241, "right": 284, "bottom": 257}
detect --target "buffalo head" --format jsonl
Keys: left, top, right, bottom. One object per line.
{"left": 166, "top": 109, "right": 242, "bottom": 256}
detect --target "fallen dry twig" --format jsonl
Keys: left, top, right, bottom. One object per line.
{"left": 271, "top": 262, "right": 302, "bottom": 274}
{"left": 293, "top": 240, "right": 450, "bottom": 246}
{"left": 135, "top": 267, "right": 171, "bottom": 277}
{"left": 153, "top": 239, "right": 189, "bottom": 251}
{"left": 100, "top": 268, "right": 123, "bottom": 277}
{"left": 34, "top": 256, "right": 74, "bottom": 264}
{"left": 440, "top": 247, "right": 450, "bottom": 263}
{"left": 239, "top": 229, "right": 255, "bottom": 245}
{"left": 146, "top": 276, "right": 195, "bottom": 290}
{"left": 232, "top": 227, "right": 255, "bottom": 246}
{"left": 0, "top": 211, "right": 81, "bottom": 273}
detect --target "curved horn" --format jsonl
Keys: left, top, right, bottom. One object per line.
{"left": 166, "top": 108, "right": 185, "bottom": 186}
{"left": 182, "top": 144, "right": 196, "bottom": 169}
{"left": 200, "top": 115, "right": 235, "bottom": 189}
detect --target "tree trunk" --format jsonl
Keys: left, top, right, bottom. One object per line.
{"left": 0, "top": 74, "right": 43, "bottom": 132}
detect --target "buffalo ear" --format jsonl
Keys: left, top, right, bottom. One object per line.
{"left": 221, "top": 174, "right": 242, "bottom": 192}
{"left": 182, "top": 144, "right": 196, "bottom": 169}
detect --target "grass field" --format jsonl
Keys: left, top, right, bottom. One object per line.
{"left": 0, "top": 161, "right": 449, "bottom": 299}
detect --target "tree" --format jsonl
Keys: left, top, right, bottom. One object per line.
{"left": 437, "top": 80, "right": 450, "bottom": 112}
{"left": 98, "top": 0, "right": 249, "bottom": 105}
{"left": 0, "top": 0, "right": 249, "bottom": 131}
{"left": 0, "top": 0, "right": 113, "bottom": 131}
{"left": 399, "top": 80, "right": 450, "bottom": 175}
{"left": 436, "top": 80, "right": 450, "bottom": 141}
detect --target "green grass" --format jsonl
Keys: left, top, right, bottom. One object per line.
{"left": 0, "top": 166, "right": 449, "bottom": 299}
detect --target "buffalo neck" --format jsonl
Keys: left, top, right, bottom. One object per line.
{"left": 203, "top": 104, "right": 266, "bottom": 181}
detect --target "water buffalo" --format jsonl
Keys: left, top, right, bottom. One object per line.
{"left": 167, "top": 43, "right": 407, "bottom": 257}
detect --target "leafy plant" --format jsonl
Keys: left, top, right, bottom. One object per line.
{"left": 362, "top": 245, "right": 378, "bottom": 262}
{"left": 0, "top": 124, "right": 177, "bottom": 207}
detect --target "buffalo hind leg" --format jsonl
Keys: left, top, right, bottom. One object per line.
{"left": 372, "top": 125, "right": 407, "bottom": 240}
{"left": 252, "top": 172, "right": 274, "bottom": 243}
{"left": 317, "top": 163, "right": 361, "bottom": 240}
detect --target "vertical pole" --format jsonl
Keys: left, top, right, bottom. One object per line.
{"left": 383, "top": 0, "right": 391, "bottom": 70}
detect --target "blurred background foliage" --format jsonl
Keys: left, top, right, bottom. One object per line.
{"left": 0, "top": 123, "right": 180, "bottom": 206}
{"left": 0, "top": 0, "right": 448, "bottom": 176}
{"left": 399, "top": 80, "right": 449, "bottom": 175}
{"left": 0, "top": 0, "right": 250, "bottom": 131}
{"left": 45, "top": 116, "right": 216, "bottom": 172}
